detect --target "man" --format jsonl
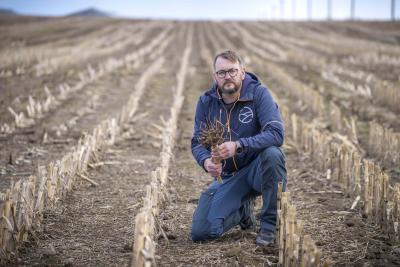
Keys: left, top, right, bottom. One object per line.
{"left": 190, "top": 50, "right": 287, "bottom": 246}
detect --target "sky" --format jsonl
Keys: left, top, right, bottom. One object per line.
{"left": 0, "top": 0, "right": 398, "bottom": 20}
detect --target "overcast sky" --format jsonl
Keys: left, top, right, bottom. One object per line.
{"left": 0, "top": 0, "right": 398, "bottom": 20}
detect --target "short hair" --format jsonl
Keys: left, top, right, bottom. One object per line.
{"left": 213, "top": 50, "right": 243, "bottom": 70}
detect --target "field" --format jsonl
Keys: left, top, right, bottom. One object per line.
{"left": 0, "top": 15, "right": 400, "bottom": 266}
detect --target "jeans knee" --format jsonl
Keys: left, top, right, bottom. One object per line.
{"left": 191, "top": 228, "right": 206, "bottom": 241}
{"left": 191, "top": 220, "right": 223, "bottom": 241}
{"left": 260, "top": 146, "right": 284, "bottom": 165}
{"left": 191, "top": 220, "right": 205, "bottom": 241}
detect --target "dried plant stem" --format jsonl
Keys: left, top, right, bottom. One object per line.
{"left": 211, "top": 145, "right": 223, "bottom": 183}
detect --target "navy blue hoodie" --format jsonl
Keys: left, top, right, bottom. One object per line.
{"left": 191, "top": 72, "right": 284, "bottom": 177}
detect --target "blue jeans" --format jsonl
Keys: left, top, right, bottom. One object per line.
{"left": 191, "top": 146, "right": 287, "bottom": 241}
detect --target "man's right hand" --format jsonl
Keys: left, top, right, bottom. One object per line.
{"left": 204, "top": 158, "right": 222, "bottom": 178}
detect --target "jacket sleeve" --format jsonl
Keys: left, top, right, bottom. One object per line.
{"left": 239, "top": 87, "right": 284, "bottom": 153}
{"left": 191, "top": 96, "right": 211, "bottom": 170}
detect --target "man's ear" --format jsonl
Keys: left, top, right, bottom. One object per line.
{"left": 241, "top": 67, "right": 246, "bottom": 80}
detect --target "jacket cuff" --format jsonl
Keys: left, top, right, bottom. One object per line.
{"left": 238, "top": 138, "right": 249, "bottom": 154}
{"left": 199, "top": 155, "right": 211, "bottom": 172}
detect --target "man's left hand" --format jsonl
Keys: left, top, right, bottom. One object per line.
{"left": 212, "top": 141, "right": 237, "bottom": 160}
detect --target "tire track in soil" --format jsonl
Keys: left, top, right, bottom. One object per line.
{"left": 11, "top": 25, "right": 186, "bottom": 266}
{"left": 157, "top": 24, "right": 278, "bottom": 267}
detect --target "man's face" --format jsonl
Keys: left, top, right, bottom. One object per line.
{"left": 213, "top": 57, "right": 245, "bottom": 95}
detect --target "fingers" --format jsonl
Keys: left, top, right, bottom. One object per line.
{"left": 206, "top": 160, "right": 222, "bottom": 177}
{"left": 212, "top": 142, "right": 235, "bottom": 159}
{"left": 209, "top": 165, "right": 222, "bottom": 177}
{"left": 207, "top": 141, "right": 237, "bottom": 178}
{"left": 212, "top": 147, "right": 225, "bottom": 158}
{"left": 219, "top": 146, "right": 230, "bottom": 158}
{"left": 207, "top": 162, "right": 222, "bottom": 172}
{"left": 211, "top": 154, "right": 222, "bottom": 162}
{"left": 211, "top": 150, "right": 223, "bottom": 159}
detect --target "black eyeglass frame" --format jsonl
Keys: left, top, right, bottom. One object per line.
{"left": 215, "top": 68, "right": 239, "bottom": 79}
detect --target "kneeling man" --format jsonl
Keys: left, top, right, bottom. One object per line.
{"left": 191, "top": 50, "right": 287, "bottom": 246}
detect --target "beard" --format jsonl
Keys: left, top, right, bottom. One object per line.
{"left": 218, "top": 80, "right": 241, "bottom": 95}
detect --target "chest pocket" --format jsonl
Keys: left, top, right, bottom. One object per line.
{"left": 238, "top": 106, "right": 254, "bottom": 124}
{"left": 231, "top": 104, "right": 259, "bottom": 139}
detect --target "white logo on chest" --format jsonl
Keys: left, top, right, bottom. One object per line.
{"left": 238, "top": 107, "right": 254, "bottom": 124}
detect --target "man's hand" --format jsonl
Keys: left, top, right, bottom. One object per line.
{"left": 204, "top": 158, "right": 222, "bottom": 178}
{"left": 212, "top": 141, "right": 237, "bottom": 160}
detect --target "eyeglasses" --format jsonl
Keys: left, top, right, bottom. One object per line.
{"left": 215, "top": 68, "right": 239, "bottom": 79}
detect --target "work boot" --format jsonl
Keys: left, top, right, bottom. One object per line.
{"left": 256, "top": 229, "right": 275, "bottom": 246}
{"left": 239, "top": 196, "right": 256, "bottom": 231}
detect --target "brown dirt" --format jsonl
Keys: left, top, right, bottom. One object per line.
{"left": 287, "top": 149, "right": 400, "bottom": 267}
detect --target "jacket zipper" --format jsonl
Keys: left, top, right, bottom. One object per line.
{"left": 222, "top": 99, "right": 239, "bottom": 171}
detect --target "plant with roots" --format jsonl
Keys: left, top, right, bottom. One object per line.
{"left": 199, "top": 118, "right": 225, "bottom": 182}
